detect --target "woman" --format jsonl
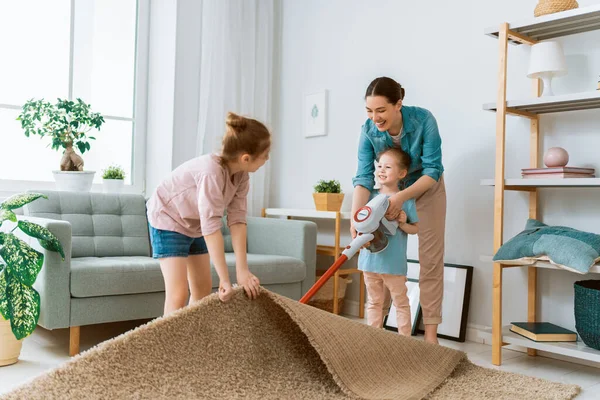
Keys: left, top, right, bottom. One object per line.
{"left": 351, "top": 77, "right": 446, "bottom": 344}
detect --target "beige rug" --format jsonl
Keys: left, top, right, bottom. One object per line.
{"left": 2, "top": 288, "right": 580, "bottom": 399}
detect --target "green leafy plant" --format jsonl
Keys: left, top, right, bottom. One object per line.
{"left": 0, "top": 193, "right": 64, "bottom": 340}
{"left": 313, "top": 179, "right": 342, "bottom": 194}
{"left": 102, "top": 165, "right": 125, "bottom": 180}
{"left": 16, "top": 98, "right": 104, "bottom": 171}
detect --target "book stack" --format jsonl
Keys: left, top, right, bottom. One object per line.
{"left": 510, "top": 322, "right": 578, "bottom": 342}
{"left": 521, "top": 167, "right": 595, "bottom": 179}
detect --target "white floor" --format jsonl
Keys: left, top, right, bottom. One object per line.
{"left": 1, "top": 317, "right": 600, "bottom": 398}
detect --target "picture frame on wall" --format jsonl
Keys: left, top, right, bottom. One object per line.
{"left": 414, "top": 262, "right": 474, "bottom": 342}
{"left": 303, "top": 90, "right": 327, "bottom": 138}
{"left": 383, "top": 278, "right": 421, "bottom": 336}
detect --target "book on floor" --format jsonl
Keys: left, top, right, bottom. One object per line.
{"left": 510, "top": 322, "right": 578, "bottom": 342}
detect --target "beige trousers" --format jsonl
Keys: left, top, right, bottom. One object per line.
{"left": 364, "top": 272, "right": 411, "bottom": 336}
{"left": 415, "top": 175, "right": 446, "bottom": 325}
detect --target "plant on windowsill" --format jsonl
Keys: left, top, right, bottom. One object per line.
{"left": 313, "top": 179, "right": 344, "bottom": 212}
{"left": 17, "top": 98, "right": 104, "bottom": 192}
{"left": 0, "top": 193, "right": 65, "bottom": 366}
{"left": 102, "top": 165, "right": 125, "bottom": 193}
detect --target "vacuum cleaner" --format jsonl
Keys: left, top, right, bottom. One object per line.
{"left": 299, "top": 193, "right": 398, "bottom": 304}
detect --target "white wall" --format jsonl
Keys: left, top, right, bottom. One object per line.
{"left": 271, "top": 0, "right": 600, "bottom": 330}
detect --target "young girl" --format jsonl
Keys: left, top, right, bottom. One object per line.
{"left": 358, "top": 148, "right": 419, "bottom": 335}
{"left": 146, "top": 112, "right": 270, "bottom": 315}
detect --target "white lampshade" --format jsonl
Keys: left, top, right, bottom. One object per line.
{"left": 527, "top": 41, "right": 567, "bottom": 96}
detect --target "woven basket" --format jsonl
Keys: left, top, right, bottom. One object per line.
{"left": 534, "top": 0, "right": 579, "bottom": 17}
{"left": 308, "top": 275, "right": 351, "bottom": 313}
{"left": 574, "top": 280, "right": 600, "bottom": 351}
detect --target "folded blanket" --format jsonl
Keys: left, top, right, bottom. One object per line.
{"left": 493, "top": 219, "right": 600, "bottom": 274}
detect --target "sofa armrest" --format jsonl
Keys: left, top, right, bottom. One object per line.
{"left": 13, "top": 216, "right": 72, "bottom": 329}
{"left": 246, "top": 217, "right": 317, "bottom": 295}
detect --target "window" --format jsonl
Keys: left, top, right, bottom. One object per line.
{"left": 0, "top": 0, "right": 148, "bottom": 191}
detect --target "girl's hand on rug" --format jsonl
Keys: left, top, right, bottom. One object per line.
{"left": 237, "top": 270, "right": 260, "bottom": 300}
{"left": 219, "top": 281, "right": 234, "bottom": 302}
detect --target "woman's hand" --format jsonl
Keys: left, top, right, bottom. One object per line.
{"left": 218, "top": 281, "right": 235, "bottom": 302}
{"left": 350, "top": 223, "right": 357, "bottom": 239}
{"left": 237, "top": 269, "right": 260, "bottom": 300}
{"left": 386, "top": 192, "right": 405, "bottom": 220}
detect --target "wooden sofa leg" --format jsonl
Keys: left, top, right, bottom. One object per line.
{"left": 69, "top": 326, "right": 80, "bottom": 356}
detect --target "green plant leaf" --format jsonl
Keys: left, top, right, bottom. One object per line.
{"left": 7, "top": 275, "right": 40, "bottom": 340}
{"left": 39, "top": 239, "right": 65, "bottom": 260}
{"left": 0, "top": 209, "right": 17, "bottom": 227}
{"left": 0, "top": 267, "right": 9, "bottom": 320}
{"left": 0, "top": 234, "right": 44, "bottom": 286}
{"left": 0, "top": 193, "right": 48, "bottom": 211}
{"left": 17, "top": 221, "right": 65, "bottom": 260}
{"left": 313, "top": 179, "right": 342, "bottom": 194}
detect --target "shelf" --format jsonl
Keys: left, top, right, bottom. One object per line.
{"left": 483, "top": 91, "right": 600, "bottom": 115}
{"left": 317, "top": 245, "right": 340, "bottom": 257}
{"left": 485, "top": 4, "right": 600, "bottom": 43}
{"left": 479, "top": 255, "right": 600, "bottom": 274}
{"left": 481, "top": 178, "right": 600, "bottom": 188}
{"left": 263, "top": 208, "right": 352, "bottom": 220}
{"left": 479, "top": 326, "right": 600, "bottom": 363}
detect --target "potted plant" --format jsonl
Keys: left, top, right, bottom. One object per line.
{"left": 0, "top": 193, "right": 64, "bottom": 366}
{"left": 102, "top": 165, "right": 126, "bottom": 193}
{"left": 313, "top": 179, "right": 344, "bottom": 211}
{"left": 17, "top": 98, "right": 104, "bottom": 192}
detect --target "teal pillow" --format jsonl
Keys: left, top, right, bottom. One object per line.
{"left": 493, "top": 219, "right": 600, "bottom": 274}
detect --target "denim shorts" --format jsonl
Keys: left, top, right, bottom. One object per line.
{"left": 148, "top": 225, "right": 208, "bottom": 259}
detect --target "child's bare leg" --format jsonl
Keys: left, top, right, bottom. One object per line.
{"left": 384, "top": 274, "right": 411, "bottom": 336}
{"left": 364, "top": 272, "right": 385, "bottom": 328}
{"left": 159, "top": 257, "right": 189, "bottom": 315}
{"left": 187, "top": 254, "right": 212, "bottom": 304}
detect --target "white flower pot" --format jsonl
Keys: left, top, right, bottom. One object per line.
{"left": 103, "top": 179, "right": 124, "bottom": 193}
{"left": 0, "top": 318, "right": 23, "bottom": 366}
{"left": 52, "top": 171, "right": 95, "bottom": 192}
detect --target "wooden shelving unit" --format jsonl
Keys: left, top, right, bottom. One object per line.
{"left": 483, "top": 5, "right": 600, "bottom": 366}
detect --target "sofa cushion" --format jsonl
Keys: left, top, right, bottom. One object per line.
{"left": 24, "top": 190, "right": 151, "bottom": 258}
{"left": 215, "top": 254, "right": 307, "bottom": 286}
{"left": 70, "top": 254, "right": 306, "bottom": 298}
{"left": 71, "top": 256, "right": 163, "bottom": 298}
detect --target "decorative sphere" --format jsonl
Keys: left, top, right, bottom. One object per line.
{"left": 544, "top": 147, "right": 569, "bottom": 167}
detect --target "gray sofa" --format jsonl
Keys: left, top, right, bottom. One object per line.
{"left": 19, "top": 190, "right": 316, "bottom": 356}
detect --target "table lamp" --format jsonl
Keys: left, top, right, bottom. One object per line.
{"left": 527, "top": 41, "right": 567, "bottom": 96}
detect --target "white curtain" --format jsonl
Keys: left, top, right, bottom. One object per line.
{"left": 196, "top": 0, "right": 274, "bottom": 217}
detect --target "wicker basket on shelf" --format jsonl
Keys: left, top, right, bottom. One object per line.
{"left": 534, "top": 0, "right": 578, "bottom": 17}
{"left": 574, "top": 280, "right": 600, "bottom": 351}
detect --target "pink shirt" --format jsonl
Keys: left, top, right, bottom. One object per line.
{"left": 147, "top": 153, "right": 249, "bottom": 237}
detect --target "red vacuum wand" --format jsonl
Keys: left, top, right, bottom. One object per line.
{"left": 299, "top": 193, "right": 398, "bottom": 305}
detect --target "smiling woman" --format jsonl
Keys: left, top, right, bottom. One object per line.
{"left": 351, "top": 76, "right": 446, "bottom": 345}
